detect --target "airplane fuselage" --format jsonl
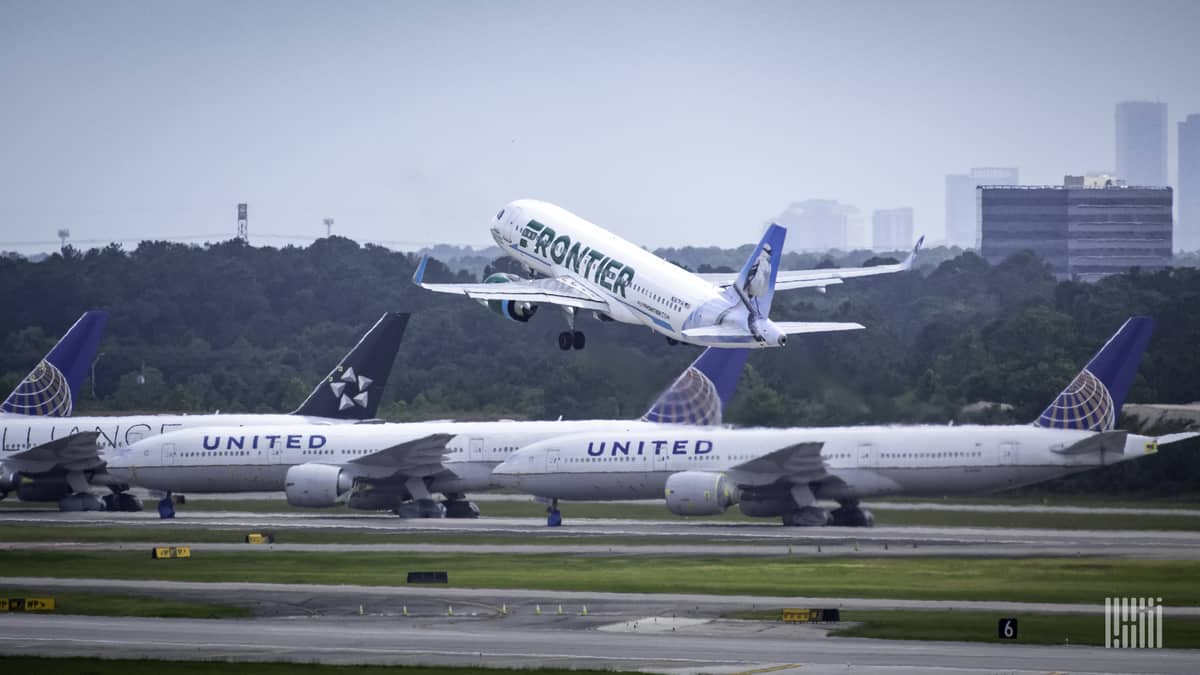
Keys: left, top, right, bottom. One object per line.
{"left": 493, "top": 424, "right": 1158, "bottom": 502}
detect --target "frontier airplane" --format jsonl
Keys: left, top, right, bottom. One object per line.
{"left": 415, "top": 200, "right": 922, "bottom": 350}
{"left": 494, "top": 317, "right": 1197, "bottom": 526}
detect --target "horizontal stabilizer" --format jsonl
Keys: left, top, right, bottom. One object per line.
{"left": 1051, "top": 431, "right": 1127, "bottom": 455}
{"left": 1157, "top": 432, "right": 1200, "bottom": 447}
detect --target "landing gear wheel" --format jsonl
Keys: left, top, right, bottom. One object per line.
{"left": 395, "top": 499, "right": 447, "bottom": 519}
{"left": 572, "top": 331, "right": 586, "bottom": 350}
{"left": 666, "top": 337, "right": 679, "bottom": 346}
{"left": 558, "top": 332, "right": 573, "bottom": 351}
{"left": 781, "top": 506, "right": 832, "bottom": 527}
{"left": 60, "top": 493, "right": 105, "bottom": 512}
{"left": 830, "top": 506, "right": 875, "bottom": 527}
{"left": 444, "top": 500, "right": 480, "bottom": 518}
{"left": 104, "top": 492, "right": 143, "bottom": 512}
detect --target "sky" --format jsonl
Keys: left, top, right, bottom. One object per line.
{"left": 2, "top": 0, "right": 1198, "bottom": 253}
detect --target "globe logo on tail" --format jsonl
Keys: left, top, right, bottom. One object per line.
{"left": 641, "top": 367, "right": 723, "bottom": 426}
{"left": 1, "top": 360, "right": 72, "bottom": 416}
{"left": 1035, "top": 369, "right": 1115, "bottom": 432}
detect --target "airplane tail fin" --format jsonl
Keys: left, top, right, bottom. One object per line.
{"left": 291, "top": 312, "right": 410, "bottom": 419}
{"left": 640, "top": 348, "right": 750, "bottom": 426}
{"left": 2, "top": 310, "right": 108, "bottom": 416}
{"left": 726, "top": 224, "right": 787, "bottom": 319}
{"left": 1033, "top": 317, "right": 1154, "bottom": 431}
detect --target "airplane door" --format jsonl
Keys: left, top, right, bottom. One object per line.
{"left": 469, "top": 438, "right": 485, "bottom": 462}
{"left": 857, "top": 443, "right": 876, "bottom": 468}
{"left": 1000, "top": 442, "right": 1018, "bottom": 465}
{"left": 161, "top": 443, "right": 177, "bottom": 466}
{"left": 653, "top": 450, "right": 669, "bottom": 472}
{"left": 544, "top": 449, "right": 561, "bottom": 473}
{"left": 269, "top": 442, "right": 285, "bottom": 465}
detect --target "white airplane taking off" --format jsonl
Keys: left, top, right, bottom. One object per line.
{"left": 415, "top": 200, "right": 922, "bottom": 350}
{"left": 495, "top": 317, "right": 1198, "bottom": 526}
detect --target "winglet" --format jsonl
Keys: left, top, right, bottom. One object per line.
{"left": 412, "top": 255, "right": 430, "bottom": 285}
{"left": 641, "top": 348, "right": 750, "bottom": 426}
{"left": 2, "top": 310, "right": 108, "bottom": 416}
{"left": 291, "top": 312, "right": 410, "bottom": 420}
{"left": 901, "top": 235, "right": 925, "bottom": 270}
{"left": 1034, "top": 317, "right": 1154, "bottom": 431}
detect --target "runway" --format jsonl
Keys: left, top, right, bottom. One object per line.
{"left": 0, "top": 612, "right": 1194, "bottom": 674}
{"left": 3, "top": 509, "right": 1200, "bottom": 559}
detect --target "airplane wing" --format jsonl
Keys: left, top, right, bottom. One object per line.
{"left": 681, "top": 322, "right": 864, "bottom": 343}
{"left": 697, "top": 236, "right": 924, "bottom": 291}
{"left": 1051, "top": 431, "right": 1128, "bottom": 454}
{"left": 5, "top": 431, "right": 104, "bottom": 473}
{"left": 413, "top": 256, "right": 610, "bottom": 312}
{"left": 350, "top": 433, "right": 455, "bottom": 476}
{"left": 728, "top": 441, "right": 827, "bottom": 484}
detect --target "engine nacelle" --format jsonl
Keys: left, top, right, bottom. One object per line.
{"left": 16, "top": 476, "right": 73, "bottom": 502}
{"left": 481, "top": 273, "right": 539, "bottom": 322}
{"left": 0, "top": 466, "right": 19, "bottom": 494}
{"left": 738, "top": 497, "right": 793, "bottom": 518}
{"left": 664, "top": 471, "right": 738, "bottom": 516}
{"left": 284, "top": 463, "right": 353, "bottom": 507}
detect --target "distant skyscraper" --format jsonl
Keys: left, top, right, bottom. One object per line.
{"left": 979, "top": 177, "right": 1172, "bottom": 281}
{"left": 872, "top": 208, "right": 914, "bottom": 251}
{"left": 1115, "top": 101, "right": 1167, "bottom": 187}
{"left": 1179, "top": 114, "right": 1200, "bottom": 252}
{"left": 774, "top": 200, "right": 857, "bottom": 252}
{"left": 945, "top": 167, "right": 1019, "bottom": 248}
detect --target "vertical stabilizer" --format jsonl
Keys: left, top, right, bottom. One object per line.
{"left": 291, "top": 313, "right": 410, "bottom": 419}
{"left": 1034, "top": 317, "right": 1155, "bottom": 431}
{"left": 2, "top": 310, "right": 108, "bottom": 416}
{"left": 729, "top": 224, "right": 787, "bottom": 320}
{"left": 640, "top": 348, "right": 750, "bottom": 426}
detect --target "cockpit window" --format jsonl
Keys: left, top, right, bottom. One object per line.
{"left": 496, "top": 209, "right": 506, "bottom": 221}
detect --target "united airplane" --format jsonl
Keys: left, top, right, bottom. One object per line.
{"left": 415, "top": 200, "right": 922, "bottom": 350}
{"left": 0, "top": 312, "right": 409, "bottom": 512}
{"left": 108, "top": 348, "right": 749, "bottom": 520}
{"left": 494, "top": 317, "right": 1197, "bottom": 526}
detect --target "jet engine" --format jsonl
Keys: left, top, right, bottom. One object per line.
{"left": 481, "top": 273, "right": 538, "bottom": 322}
{"left": 284, "top": 463, "right": 353, "bottom": 507}
{"left": 664, "top": 471, "right": 738, "bottom": 516}
{"left": 0, "top": 466, "right": 19, "bottom": 499}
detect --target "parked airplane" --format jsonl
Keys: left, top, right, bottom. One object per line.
{"left": 415, "top": 200, "right": 921, "bottom": 350}
{"left": 494, "top": 317, "right": 1197, "bottom": 526}
{"left": 109, "top": 347, "right": 750, "bottom": 519}
{"left": 0, "top": 312, "right": 409, "bottom": 512}
{"left": 2, "top": 310, "right": 107, "bottom": 417}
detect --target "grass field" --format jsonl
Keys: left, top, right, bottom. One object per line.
{"left": 0, "top": 658, "right": 641, "bottom": 675}
{"left": 2, "top": 550, "right": 1197, "bottom": 604}
{"left": 0, "top": 588, "right": 249, "bottom": 619}
{"left": 724, "top": 608, "right": 1200, "bottom": 648}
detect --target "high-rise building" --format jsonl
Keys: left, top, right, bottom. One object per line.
{"left": 979, "top": 177, "right": 1173, "bottom": 281}
{"left": 1179, "top": 113, "right": 1200, "bottom": 252}
{"left": 872, "top": 208, "right": 914, "bottom": 252}
{"left": 1115, "top": 101, "right": 1167, "bottom": 187}
{"left": 773, "top": 200, "right": 858, "bottom": 252}
{"left": 945, "top": 167, "right": 1019, "bottom": 248}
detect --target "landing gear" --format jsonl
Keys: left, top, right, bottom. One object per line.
{"left": 830, "top": 499, "right": 875, "bottom": 527}
{"left": 395, "top": 499, "right": 446, "bottom": 519}
{"left": 666, "top": 337, "right": 680, "bottom": 346}
{"left": 547, "top": 498, "right": 562, "bottom": 527}
{"left": 782, "top": 506, "right": 831, "bottom": 527}
{"left": 557, "top": 307, "right": 585, "bottom": 350}
{"left": 58, "top": 493, "right": 106, "bottom": 512}
{"left": 443, "top": 493, "right": 480, "bottom": 518}
{"left": 102, "top": 491, "right": 143, "bottom": 512}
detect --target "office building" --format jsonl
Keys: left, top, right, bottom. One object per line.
{"left": 1115, "top": 101, "right": 1167, "bottom": 187}
{"left": 979, "top": 177, "right": 1172, "bottom": 281}
{"left": 1179, "top": 113, "right": 1200, "bottom": 252}
{"left": 945, "top": 167, "right": 1019, "bottom": 248}
{"left": 774, "top": 200, "right": 858, "bottom": 252}
{"left": 872, "top": 208, "right": 914, "bottom": 251}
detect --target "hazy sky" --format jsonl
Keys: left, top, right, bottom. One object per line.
{"left": 2, "top": 0, "right": 1198, "bottom": 253}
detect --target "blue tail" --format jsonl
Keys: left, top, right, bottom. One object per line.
{"left": 2, "top": 310, "right": 108, "bottom": 416}
{"left": 727, "top": 224, "right": 787, "bottom": 319}
{"left": 640, "top": 348, "right": 751, "bottom": 426}
{"left": 1034, "top": 317, "right": 1154, "bottom": 431}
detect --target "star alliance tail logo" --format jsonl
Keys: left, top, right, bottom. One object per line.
{"left": 2, "top": 360, "right": 73, "bottom": 416}
{"left": 328, "top": 366, "right": 373, "bottom": 411}
{"left": 1035, "top": 368, "right": 1116, "bottom": 432}
{"left": 642, "top": 367, "right": 722, "bottom": 426}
